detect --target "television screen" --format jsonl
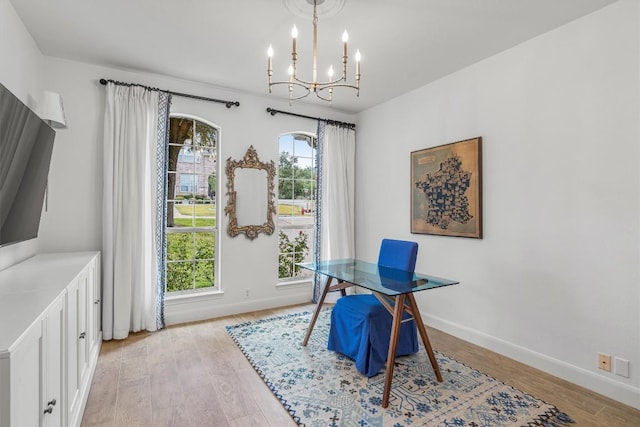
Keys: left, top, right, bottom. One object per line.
{"left": 0, "top": 83, "right": 55, "bottom": 247}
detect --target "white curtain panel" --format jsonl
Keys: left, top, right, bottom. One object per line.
{"left": 320, "top": 125, "right": 356, "bottom": 260}
{"left": 102, "top": 84, "right": 161, "bottom": 340}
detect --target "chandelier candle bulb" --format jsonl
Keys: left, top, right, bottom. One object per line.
{"left": 342, "top": 30, "right": 348, "bottom": 57}
{"left": 292, "top": 25, "right": 298, "bottom": 57}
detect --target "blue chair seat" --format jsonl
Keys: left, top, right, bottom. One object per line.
{"left": 327, "top": 294, "right": 418, "bottom": 377}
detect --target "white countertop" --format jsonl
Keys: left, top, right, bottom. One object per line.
{"left": 0, "top": 252, "right": 99, "bottom": 354}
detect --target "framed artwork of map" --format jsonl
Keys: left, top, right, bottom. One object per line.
{"left": 411, "top": 137, "right": 482, "bottom": 238}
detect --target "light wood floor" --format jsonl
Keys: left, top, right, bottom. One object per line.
{"left": 81, "top": 303, "right": 640, "bottom": 426}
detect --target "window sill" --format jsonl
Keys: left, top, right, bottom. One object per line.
{"left": 276, "top": 278, "right": 313, "bottom": 290}
{"left": 165, "top": 289, "right": 224, "bottom": 303}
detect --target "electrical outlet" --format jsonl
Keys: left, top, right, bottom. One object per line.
{"left": 598, "top": 353, "right": 611, "bottom": 372}
{"left": 614, "top": 357, "right": 630, "bottom": 378}
{"left": 244, "top": 288, "right": 250, "bottom": 299}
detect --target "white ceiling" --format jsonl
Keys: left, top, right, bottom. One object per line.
{"left": 11, "top": 0, "right": 617, "bottom": 114}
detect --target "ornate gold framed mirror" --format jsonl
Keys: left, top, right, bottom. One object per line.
{"left": 224, "top": 145, "right": 276, "bottom": 240}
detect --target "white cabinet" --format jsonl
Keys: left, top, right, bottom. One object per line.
{"left": 0, "top": 252, "right": 101, "bottom": 427}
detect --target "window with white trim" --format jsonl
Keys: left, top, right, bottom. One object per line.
{"left": 166, "top": 116, "right": 219, "bottom": 293}
{"left": 278, "top": 132, "right": 317, "bottom": 281}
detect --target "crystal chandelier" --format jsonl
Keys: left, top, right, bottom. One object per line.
{"left": 267, "top": 0, "right": 361, "bottom": 105}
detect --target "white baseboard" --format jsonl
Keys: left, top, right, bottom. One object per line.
{"left": 422, "top": 312, "right": 640, "bottom": 410}
{"left": 164, "top": 292, "right": 313, "bottom": 326}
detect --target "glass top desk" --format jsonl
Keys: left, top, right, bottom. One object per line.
{"left": 298, "top": 259, "right": 459, "bottom": 408}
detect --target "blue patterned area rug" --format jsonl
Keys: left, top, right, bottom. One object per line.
{"left": 226, "top": 310, "right": 574, "bottom": 427}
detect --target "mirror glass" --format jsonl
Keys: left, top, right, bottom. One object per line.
{"left": 235, "top": 168, "right": 268, "bottom": 226}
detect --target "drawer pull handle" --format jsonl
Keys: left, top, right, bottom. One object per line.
{"left": 94, "top": 299, "right": 101, "bottom": 304}
{"left": 43, "top": 405, "right": 53, "bottom": 414}
{"left": 79, "top": 332, "right": 86, "bottom": 339}
{"left": 47, "top": 399, "right": 56, "bottom": 406}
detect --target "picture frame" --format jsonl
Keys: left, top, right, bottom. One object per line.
{"left": 411, "top": 137, "right": 482, "bottom": 238}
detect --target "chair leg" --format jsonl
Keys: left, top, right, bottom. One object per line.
{"left": 406, "top": 293, "right": 442, "bottom": 382}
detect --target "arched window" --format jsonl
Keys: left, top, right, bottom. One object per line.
{"left": 278, "top": 132, "right": 317, "bottom": 281}
{"left": 165, "top": 115, "right": 219, "bottom": 293}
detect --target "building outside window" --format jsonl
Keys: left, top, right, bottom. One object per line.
{"left": 178, "top": 173, "right": 197, "bottom": 193}
{"left": 178, "top": 149, "right": 201, "bottom": 163}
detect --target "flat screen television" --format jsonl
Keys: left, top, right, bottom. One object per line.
{"left": 0, "top": 83, "right": 56, "bottom": 247}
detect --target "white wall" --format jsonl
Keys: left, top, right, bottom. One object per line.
{"left": 4, "top": 0, "right": 638, "bottom": 410}
{"left": 37, "top": 57, "right": 355, "bottom": 324}
{"left": 0, "top": 0, "right": 44, "bottom": 271}
{"left": 355, "top": 0, "right": 639, "bottom": 408}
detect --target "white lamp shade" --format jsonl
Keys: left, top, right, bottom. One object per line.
{"left": 38, "top": 91, "right": 67, "bottom": 128}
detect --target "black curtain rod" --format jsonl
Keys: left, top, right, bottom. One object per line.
{"left": 266, "top": 108, "right": 355, "bottom": 129}
{"left": 99, "top": 78, "right": 240, "bottom": 108}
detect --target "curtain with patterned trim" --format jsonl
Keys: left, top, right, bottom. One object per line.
{"left": 102, "top": 83, "right": 171, "bottom": 340}
{"left": 313, "top": 121, "right": 325, "bottom": 303}
{"left": 155, "top": 91, "right": 170, "bottom": 331}
{"left": 313, "top": 122, "right": 356, "bottom": 302}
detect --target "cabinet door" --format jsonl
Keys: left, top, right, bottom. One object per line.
{"left": 68, "top": 268, "right": 90, "bottom": 427}
{"left": 9, "top": 322, "right": 42, "bottom": 427}
{"left": 86, "top": 259, "right": 96, "bottom": 351}
{"left": 66, "top": 279, "right": 80, "bottom": 422}
{"left": 42, "top": 296, "right": 65, "bottom": 427}
{"left": 77, "top": 269, "right": 89, "bottom": 383}
{"left": 88, "top": 256, "right": 101, "bottom": 355}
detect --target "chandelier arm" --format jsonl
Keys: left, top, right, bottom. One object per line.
{"left": 316, "top": 90, "right": 332, "bottom": 103}
{"left": 316, "top": 82, "right": 360, "bottom": 91}
{"left": 291, "top": 73, "right": 350, "bottom": 88}
{"left": 317, "top": 83, "right": 359, "bottom": 101}
{"left": 269, "top": 80, "right": 312, "bottom": 100}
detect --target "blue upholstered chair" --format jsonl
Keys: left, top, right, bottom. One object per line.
{"left": 327, "top": 239, "right": 419, "bottom": 377}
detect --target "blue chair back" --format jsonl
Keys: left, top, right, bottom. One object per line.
{"left": 377, "top": 239, "right": 418, "bottom": 272}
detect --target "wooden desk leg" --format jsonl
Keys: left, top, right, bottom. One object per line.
{"left": 406, "top": 293, "right": 443, "bottom": 382}
{"left": 339, "top": 279, "right": 347, "bottom": 297}
{"left": 302, "top": 276, "right": 333, "bottom": 346}
{"left": 381, "top": 294, "right": 405, "bottom": 408}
